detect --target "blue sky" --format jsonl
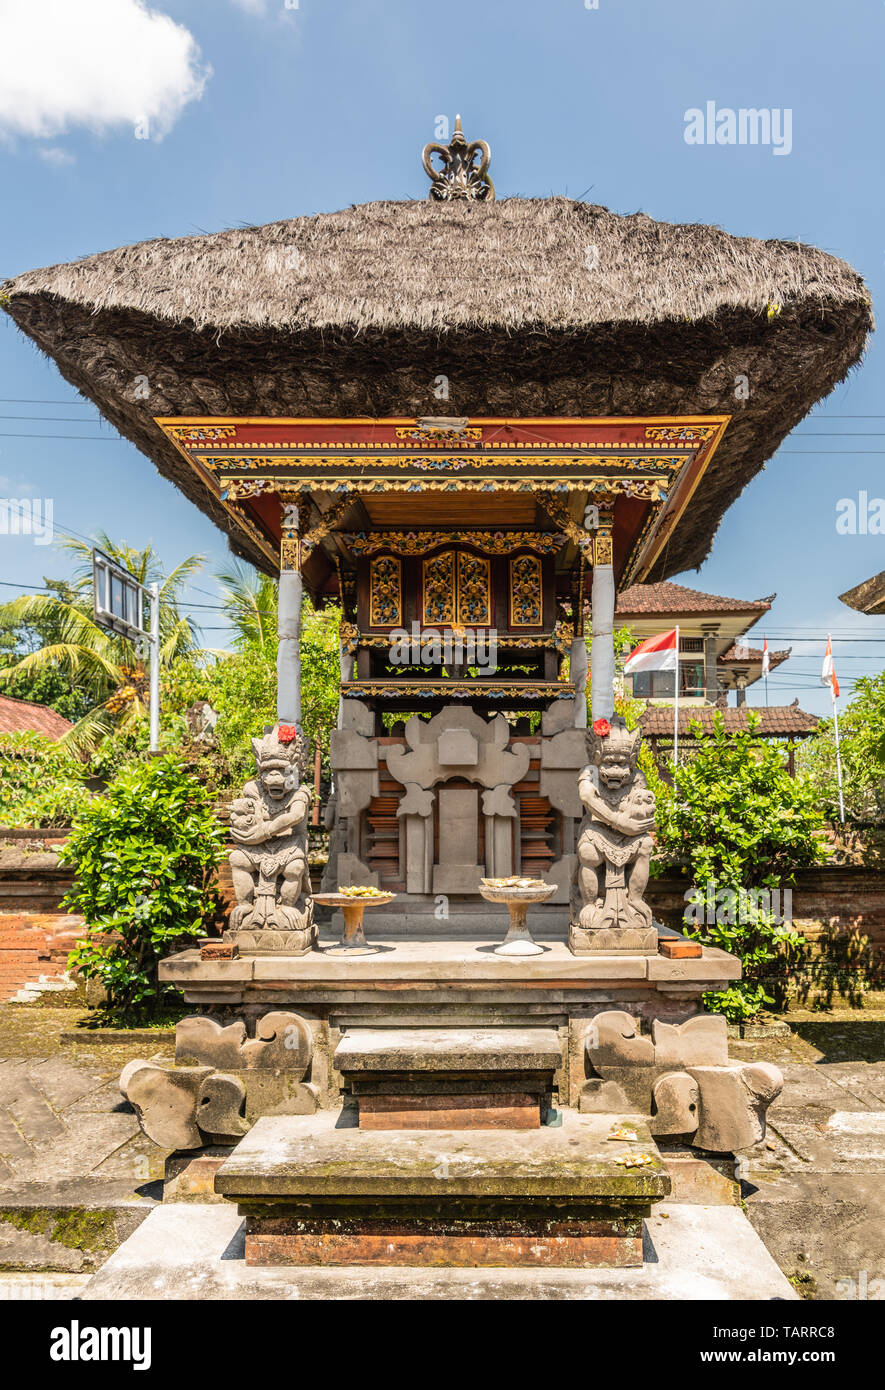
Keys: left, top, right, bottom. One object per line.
{"left": 0, "top": 0, "right": 883, "bottom": 712}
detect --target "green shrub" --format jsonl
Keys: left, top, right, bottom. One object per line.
{"left": 61, "top": 756, "right": 226, "bottom": 1021}
{"left": 654, "top": 712, "right": 827, "bottom": 1022}
{"left": 0, "top": 731, "right": 94, "bottom": 827}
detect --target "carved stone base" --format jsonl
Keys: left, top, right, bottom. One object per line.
{"left": 569, "top": 922, "right": 658, "bottom": 955}
{"left": 223, "top": 926, "right": 314, "bottom": 955}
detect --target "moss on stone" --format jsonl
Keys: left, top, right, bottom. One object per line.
{"left": 0, "top": 1206, "right": 117, "bottom": 1254}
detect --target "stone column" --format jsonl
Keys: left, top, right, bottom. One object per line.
{"left": 590, "top": 521, "right": 615, "bottom": 723}
{"left": 570, "top": 637, "right": 589, "bottom": 728}
{"left": 735, "top": 675, "right": 747, "bottom": 707}
{"left": 702, "top": 624, "right": 719, "bottom": 704}
{"left": 338, "top": 624, "right": 356, "bottom": 729}
{"left": 278, "top": 503, "right": 303, "bottom": 727}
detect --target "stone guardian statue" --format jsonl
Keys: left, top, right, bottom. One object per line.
{"left": 227, "top": 724, "right": 315, "bottom": 954}
{"left": 570, "top": 716, "right": 658, "bottom": 954}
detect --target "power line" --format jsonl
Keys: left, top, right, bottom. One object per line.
{"left": 0, "top": 432, "right": 120, "bottom": 440}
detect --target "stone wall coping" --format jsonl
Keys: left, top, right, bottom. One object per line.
{"left": 159, "top": 940, "right": 740, "bottom": 987}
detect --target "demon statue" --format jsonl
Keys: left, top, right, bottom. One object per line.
{"left": 570, "top": 715, "right": 658, "bottom": 954}
{"left": 227, "top": 724, "right": 315, "bottom": 955}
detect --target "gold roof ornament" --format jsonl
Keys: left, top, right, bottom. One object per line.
{"left": 422, "top": 115, "right": 494, "bottom": 202}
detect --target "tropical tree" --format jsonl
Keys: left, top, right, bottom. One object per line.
{"left": 0, "top": 534, "right": 205, "bottom": 752}
{"left": 654, "top": 711, "right": 827, "bottom": 1021}
{"left": 796, "top": 672, "right": 885, "bottom": 823}
{"left": 210, "top": 562, "right": 340, "bottom": 766}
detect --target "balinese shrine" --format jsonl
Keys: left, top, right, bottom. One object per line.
{"left": 3, "top": 124, "right": 872, "bottom": 1293}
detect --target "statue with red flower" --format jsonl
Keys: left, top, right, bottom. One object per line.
{"left": 571, "top": 715, "right": 658, "bottom": 954}
{"left": 227, "top": 723, "right": 315, "bottom": 954}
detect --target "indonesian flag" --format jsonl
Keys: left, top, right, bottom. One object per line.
{"left": 761, "top": 638, "right": 770, "bottom": 678}
{"left": 624, "top": 627, "right": 678, "bottom": 676}
{"left": 821, "top": 635, "right": 840, "bottom": 700}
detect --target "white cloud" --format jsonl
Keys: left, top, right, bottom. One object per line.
{"left": 0, "top": 0, "right": 210, "bottom": 142}
{"left": 37, "top": 146, "right": 76, "bottom": 167}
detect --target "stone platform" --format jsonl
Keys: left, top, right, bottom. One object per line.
{"left": 157, "top": 939, "right": 743, "bottom": 1117}
{"left": 215, "top": 1109, "right": 669, "bottom": 1268}
{"left": 78, "top": 1200, "right": 798, "bottom": 1300}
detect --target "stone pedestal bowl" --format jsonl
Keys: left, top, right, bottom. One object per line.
{"left": 478, "top": 879, "right": 557, "bottom": 957}
{"left": 312, "top": 891, "right": 395, "bottom": 956}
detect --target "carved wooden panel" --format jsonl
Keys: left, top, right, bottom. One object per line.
{"left": 509, "top": 554, "right": 543, "bottom": 628}
{"left": 422, "top": 549, "right": 491, "bottom": 626}
{"left": 422, "top": 550, "right": 456, "bottom": 625}
{"left": 457, "top": 551, "right": 491, "bottom": 626}
{"left": 369, "top": 555, "right": 402, "bottom": 628}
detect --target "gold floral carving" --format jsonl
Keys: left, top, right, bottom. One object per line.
{"left": 369, "top": 555, "right": 402, "bottom": 628}
{"left": 509, "top": 554, "right": 543, "bottom": 628}
{"left": 422, "top": 550, "right": 456, "bottom": 625}
{"left": 347, "top": 530, "right": 563, "bottom": 557}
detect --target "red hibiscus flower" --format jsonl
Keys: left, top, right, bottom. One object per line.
{"left": 592, "top": 718, "right": 611, "bottom": 737}
{"left": 277, "top": 725, "right": 298, "bottom": 744}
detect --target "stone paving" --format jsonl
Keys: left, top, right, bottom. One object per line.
{"left": 0, "top": 1005, "right": 170, "bottom": 1273}
{"left": 0, "top": 1003, "right": 884, "bottom": 1297}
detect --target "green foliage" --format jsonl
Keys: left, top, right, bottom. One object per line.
{"left": 0, "top": 731, "right": 94, "bottom": 827}
{"left": 654, "top": 711, "right": 827, "bottom": 1022}
{"left": 61, "top": 757, "right": 226, "bottom": 1020}
{"left": 796, "top": 673, "right": 885, "bottom": 823}
{"left": 0, "top": 534, "right": 205, "bottom": 754}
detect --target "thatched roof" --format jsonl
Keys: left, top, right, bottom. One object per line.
{"left": 839, "top": 571, "right": 885, "bottom": 615}
{"left": 2, "top": 198, "right": 872, "bottom": 575}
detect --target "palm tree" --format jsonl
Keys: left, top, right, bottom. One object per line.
{"left": 0, "top": 533, "right": 205, "bottom": 752}
{"left": 215, "top": 561, "right": 278, "bottom": 655}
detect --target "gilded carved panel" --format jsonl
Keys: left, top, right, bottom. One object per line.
{"left": 369, "top": 555, "right": 402, "bottom": 628}
{"left": 509, "top": 554, "right": 543, "bottom": 628}
{"left": 422, "top": 549, "right": 492, "bottom": 626}
{"left": 422, "top": 550, "right": 456, "bottom": 625}
{"left": 457, "top": 552, "right": 491, "bottom": 626}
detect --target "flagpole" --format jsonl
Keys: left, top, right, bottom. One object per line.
{"left": 833, "top": 688, "right": 845, "bottom": 824}
{"left": 673, "top": 625, "right": 679, "bottom": 767}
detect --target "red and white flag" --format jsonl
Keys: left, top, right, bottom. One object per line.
{"left": 624, "top": 627, "right": 678, "bottom": 676}
{"left": 761, "top": 638, "right": 770, "bottom": 678}
{"left": 821, "top": 635, "right": 840, "bottom": 700}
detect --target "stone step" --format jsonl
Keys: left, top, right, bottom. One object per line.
{"left": 215, "top": 1108, "right": 670, "bottom": 1203}
{"left": 77, "top": 1201, "right": 800, "bottom": 1300}
{"left": 334, "top": 1026, "right": 562, "bottom": 1075}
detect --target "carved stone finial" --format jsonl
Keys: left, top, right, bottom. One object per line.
{"left": 422, "top": 114, "right": 495, "bottom": 202}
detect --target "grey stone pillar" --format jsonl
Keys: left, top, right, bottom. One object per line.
{"left": 590, "top": 530, "right": 615, "bottom": 723}
{"left": 277, "top": 508, "right": 303, "bottom": 727}
{"left": 736, "top": 676, "right": 747, "bottom": 707}
{"left": 570, "top": 637, "right": 589, "bottom": 728}
{"left": 702, "top": 626, "right": 719, "bottom": 704}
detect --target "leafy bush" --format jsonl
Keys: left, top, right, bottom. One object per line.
{"left": 62, "top": 756, "right": 226, "bottom": 1020}
{"left": 654, "top": 712, "right": 827, "bottom": 1022}
{"left": 0, "top": 731, "right": 94, "bottom": 827}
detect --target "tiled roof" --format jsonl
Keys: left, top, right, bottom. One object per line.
{"left": 639, "top": 703, "right": 819, "bottom": 738}
{"left": 0, "top": 694, "right": 73, "bottom": 740}
{"left": 616, "top": 582, "right": 774, "bottom": 616}
{"left": 719, "top": 644, "right": 790, "bottom": 669}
